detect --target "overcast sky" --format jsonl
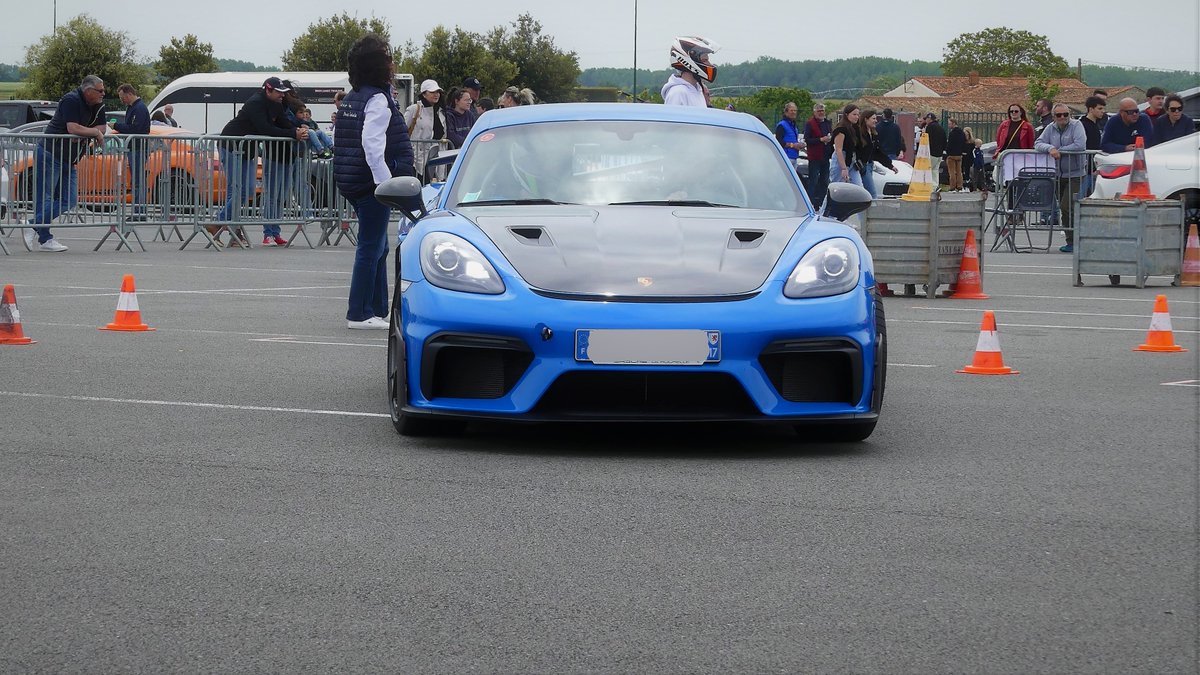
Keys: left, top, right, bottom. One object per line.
{"left": 3, "top": 0, "right": 1197, "bottom": 77}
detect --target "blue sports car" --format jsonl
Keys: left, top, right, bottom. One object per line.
{"left": 377, "top": 103, "right": 884, "bottom": 441}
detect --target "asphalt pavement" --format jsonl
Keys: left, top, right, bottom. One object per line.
{"left": 1, "top": 225, "right": 1197, "bottom": 673}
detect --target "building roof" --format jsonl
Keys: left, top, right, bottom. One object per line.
{"left": 881, "top": 76, "right": 1144, "bottom": 108}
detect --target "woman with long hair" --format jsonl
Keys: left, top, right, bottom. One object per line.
{"left": 443, "top": 87, "right": 475, "bottom": 149}
{"left": 829, "top": 104, "right": 863, "bottom": 191}
{"left": 404, "top": 79, "right": 447, "bottom": 182}
{"left": 855, "top": 109, "right": 897, "bottom": 198}
{"left": 333, "top": 34, "right": 416, "bottom": 329}
{"left": 994, "top": 103, "right": 1035, "bottom": 159}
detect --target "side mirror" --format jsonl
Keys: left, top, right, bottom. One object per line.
{"left": 375, "top": 176, "right": 427, "bottom": 223}
{"left": 823, "top": 182, "right": 873, "bottom": 221}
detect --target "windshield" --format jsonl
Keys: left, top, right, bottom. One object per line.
{"left": 447, "top": 120, "right": 807, "bottom": 213}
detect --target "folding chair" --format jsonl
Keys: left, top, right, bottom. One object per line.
{"left": 990, "top": 167, "right": 1058, "bottom": 252}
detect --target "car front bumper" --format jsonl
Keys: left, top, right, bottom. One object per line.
{"left": 397, "top": 279, "right": 881, "bottom": 423}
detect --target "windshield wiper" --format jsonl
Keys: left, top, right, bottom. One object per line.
{"left": 456, "top": 198, "right": 571, "bottom": 207}
{"left": 608, "top": 200, "right": 737, "bottom": 208}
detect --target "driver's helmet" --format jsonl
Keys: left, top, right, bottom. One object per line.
{"left": 670, "top": 36, "right": 719, "bottom": 83}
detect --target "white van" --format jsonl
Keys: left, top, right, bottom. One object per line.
{"left": 148, "top": 71, "right": 416, "bottom": 134}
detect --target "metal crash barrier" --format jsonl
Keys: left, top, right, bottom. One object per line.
{"left": 0, "top": 131, "right": 377, "bottom": 254}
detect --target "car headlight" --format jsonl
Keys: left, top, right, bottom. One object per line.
{"left": 784, "top": 238, "right": 861, "bottom": 298}
{"left": 419, "top": 232, "right": 505, "bottom": 294}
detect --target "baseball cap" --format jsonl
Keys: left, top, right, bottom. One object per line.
{"left": 924, "top": 112, "right": 937, "bottom": 120}
{"left": 263, "top": 77, "right": 290, "bottom": 92}
{"left": 462, "top": 77, "right": 482, "bottom": 90}
{"left": 420, "top": 79, "right": 442, "bottom": 94}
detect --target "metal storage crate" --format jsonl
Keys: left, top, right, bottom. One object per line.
{"left": 1073, "top": 199, "right": 1185, "bottom": 288}
{"left": 862, "top": 192, "right": 986, "bottom": 298}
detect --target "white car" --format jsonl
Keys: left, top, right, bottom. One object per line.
{"left": 1091, "top": 133, "right": 1200, "bottom": 226}
{"left": 794, "top": 151, "right": 913, "bottom": 198}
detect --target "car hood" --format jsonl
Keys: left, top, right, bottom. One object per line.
{"left": 465, "top": 205, "right": 808, "bottom": 297}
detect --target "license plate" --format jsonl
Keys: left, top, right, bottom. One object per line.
{"left": 575, "top": 329, "right": 721, "bottom": 365}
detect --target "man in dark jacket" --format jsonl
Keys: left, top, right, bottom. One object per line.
{"left": 877, "top": 108, "right": 905, "bottom": 161}
{"left": 111, "top": 83, "right": 150, "bottom": 217}
{"left": 1078, "top": 95, "right": 1107, "bottom": 200}
{"left": 216, "top": 77, "right": 307, "bottom": 246}
{"left": 1153, "top": 93, "right": 1195, "bottom": 143}
{"left": 24, "top": 75, "right": 107, "bottom": 252}
{"left": 802, "top": 103, "right": 833, "bottom": 208}
{"left": 923, "top": 112, "right": 947, "bottom": 186}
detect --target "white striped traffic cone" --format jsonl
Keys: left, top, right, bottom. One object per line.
{"left": 957, "top": 310, "right": 1018, "bottom": 375}
{"left": 100, "top": 274, "right": 155, "bottom": 332}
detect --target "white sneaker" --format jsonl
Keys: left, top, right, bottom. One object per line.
{"left": 39, "top": 238, "right": 68, "bottom": 252}
{"left": 23, "top": 228, "right": 35, "bottom": 249}
{"left": 347, "top": 316, "right": 389, "bottom": 330}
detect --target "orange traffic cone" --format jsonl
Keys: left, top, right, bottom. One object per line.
{"left": 0, "top": 284, "right": 36, "bottom": 345}
{"left": 1119, "top": 136, "right": 1156, "bottom": 200}
{"left": 957, "top": 311, "right": 1018, "bottom": 375}
{"left": 1134, "top": 294, "right": 1186, "bottom": 352}
{"left": 950, "top": 229, "right": 989, "bottom": 299}
{"left": 1181, "top": 223, "right": 1200, "bottom": 287}
{"left": 100, "top": 274, "right": 155, "bottom": 332}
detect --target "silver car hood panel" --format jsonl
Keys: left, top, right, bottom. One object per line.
{"left": 468, "top": 206, "right": 805, "bottom": 297}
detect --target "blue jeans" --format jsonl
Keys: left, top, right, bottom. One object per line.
{"left": 347, "top": 194, "right": 390, "bottom": 321}
{"left": 30, "top": 145, "right": 78, "bottom": 243}
{"left": 306, "top": 129, "right": 333, "bottom": 153}
{"left": 1077, "top": 173, "right": 1095, "bottom": 201}
{"left": 127, "top": 145, "right": 147, "bottom": 214}
{"left": 807, "top": 159, "right": 830, "bottom": 211}
{"left": 217, "top": 147, "right": 255, "bottom": 223}
{"left": 260, "top": 160, "right": 288, "bottom": 237}
{"left": 861, "top": 164, "right": 878, "bottom": 198}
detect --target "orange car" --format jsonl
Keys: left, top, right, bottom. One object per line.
{"left": 7, "top": 124, "right": 227, "bottom": 207}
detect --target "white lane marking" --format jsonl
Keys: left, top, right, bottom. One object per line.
{"left": 1001, "top": 294, "right": 1200, "bottom": 305}
{"left": 988, "top": 264, "right": 1074, "bottom": 269}
{"left": 251, "top": 337, "right": 386, "bottom": 348}
{"left": 1162, "top": 380, "right": 1199, "bottom": 387}
{"left": 891, "top": 363, "right": 937, "bottom": 368}
{"left": 0, "top": 391, "right": 389, "bottom": 418}
{"left": 911, "top": 306, "right": 1199, "bottom": 321}
{"left": 893, "top": 318, "right": 1200, "bottom": 334}
{"left": 19, "top": 285, "right": 348, "bottom": 300}
{"left": 2, "top": 259, "right": 352, "bottom": 275}
{"left": 28, "top": 321, "right": 385, "bottom": 341}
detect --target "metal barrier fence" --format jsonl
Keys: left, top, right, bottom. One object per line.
{"left": 0, "top": 132, "right": 450, "bottom": 255}
{"left": 987, "top": 148, "right": 1102, "bottom": 252}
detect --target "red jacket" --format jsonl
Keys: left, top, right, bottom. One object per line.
{"left": 993, "top": 119, "right": 1034, "bottom": 159}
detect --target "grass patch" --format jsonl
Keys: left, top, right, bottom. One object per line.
{"left": 0, "top": 82, "right": 27, "bottom": 99}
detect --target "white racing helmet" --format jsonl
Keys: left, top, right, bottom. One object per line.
{"left": 670, "top": 36, "right": 719, "bottom": 83}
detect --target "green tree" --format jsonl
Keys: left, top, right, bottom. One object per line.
{"left": 1026, "top": 70, "right": 1062, "bottom": 111}
{"left": 396, "top": 27, "right": 517, "bottom": 99}
{"left": 282, "top": 13, "right": 390, "bottom": 71}
{"left": 746, "top": 87, "right": 815, "bottom": 119}
{"left": 942, "top": 28, "right": 1070, "bottom": 77}
{"left": 21, "top": 15, "right": 149, "bottom": 100}
{"left": 156, "top": 34, "right": 218, "bottom": 83}
{"left": 486, "top": 13, "right": 580, "bottom": 102}
{"left": 215, "top": 58, "right": 276, "bottom": 72}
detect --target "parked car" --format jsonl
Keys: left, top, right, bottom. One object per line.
{"left": 1090, "top": 133, "right": 1200, "bottom": 226}
{"left": 374, "top": 103, "right": 885, "bottom": 441}
{"left": 794, "top": 150, "right": 913, "bottom": 198}
{"left": 6, "top": 124, "right": 227, "bottom": 207}
{"left": 0, "top": 100, "right": 56, "bottom": 129}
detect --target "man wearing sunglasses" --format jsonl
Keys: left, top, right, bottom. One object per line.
{"left": 1153, "top": 94, "right": 1195, "bottom": 143}
{"left": 1035, "top": 104, "right": 1087, "bottom": 252}
{"left": 1101, "top": 98, "right": 1157, "bottom": 153}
